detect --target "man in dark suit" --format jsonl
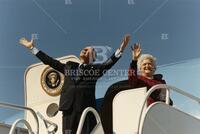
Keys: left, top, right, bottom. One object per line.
{"left": 19, "top": 35, "right": 130, "bottom": 134}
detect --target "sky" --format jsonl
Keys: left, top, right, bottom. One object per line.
{"left": 1, "top": 0, "right": 200, "bottom": 123}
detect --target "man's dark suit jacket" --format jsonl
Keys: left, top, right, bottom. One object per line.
{"left": 36, "top": 51, "right": 121, "bottom": 112}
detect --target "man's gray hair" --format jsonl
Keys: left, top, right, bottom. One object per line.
{"left": 137, "top": 54, "right": 156, "bottom": 71}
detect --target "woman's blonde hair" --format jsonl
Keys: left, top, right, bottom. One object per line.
{"left": 137, "top": 54, "right": 156, "bottom": 71}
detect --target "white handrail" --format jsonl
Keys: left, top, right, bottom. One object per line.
{"left": 0, "top": 101, "right": 39, "bottom": 134}
{"left": 167, "top": 85, "right": 200, "bottom": 104}
{"left": 76, "top": 107, "right": 102, "bottom": 134}
{"left": 9, "top": 119, "right": 33, "bottom": 134}
{"left": 137, "top": 84, "right": 200, "bottom": 134}
{"left": 137, "top": 84, "right": 170, "bottom": 134}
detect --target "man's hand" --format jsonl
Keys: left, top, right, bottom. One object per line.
{"left": 131, "top": 43, "right": 141, "bottom": 60}
{"left": 19, "top": 38, "right": 34, "bottom": 49}
{"left": 119, "top": 34, "right": 131, "bottom": 52}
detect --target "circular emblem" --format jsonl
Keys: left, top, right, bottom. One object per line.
{"left": 41, "top": 67, "right": 64, "bottom": 96}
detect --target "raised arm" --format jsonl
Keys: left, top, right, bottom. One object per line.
{"left": 119, "top": 34, "right": 131, "bottom": 53}
{"left": 19, "top": 37, "right": 65, "bottom": 74}
{"left": 96, "top": 34, "right": 131, "bottom": 76}
{"left": 128, "top": 43, "right": 141, "bottom": 83}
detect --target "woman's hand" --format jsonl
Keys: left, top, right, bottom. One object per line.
{"left": 131, "top": 43, "right": 141, "bottom": 60}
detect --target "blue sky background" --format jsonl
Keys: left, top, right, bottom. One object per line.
{"left": 1, "top": 0, "right": 200, "bottom": 123}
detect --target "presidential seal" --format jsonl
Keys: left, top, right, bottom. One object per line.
{"left": 41, "top": 67, "right": 64, "bottom": 96}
